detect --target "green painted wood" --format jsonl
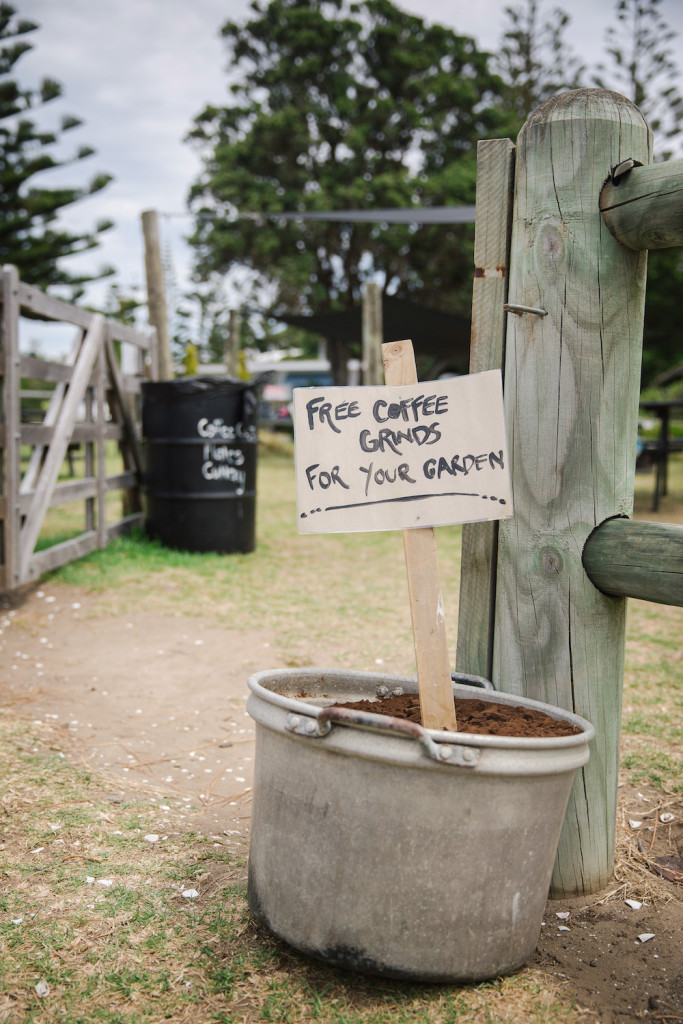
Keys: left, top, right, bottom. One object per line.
{"left": 583, "top": 518, "right": 683, "bottom": 606}
{"left": 492, "top": 90, "right": 652, "bottom": 897}
{"left": 456, "top": 138, "right": 515, "bottom": 681}
{"left": 600, "top": 157, "right": 683, "bottom": 251}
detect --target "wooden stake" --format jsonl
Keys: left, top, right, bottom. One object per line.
{"left": 382, "top": 340, "right": 458, "bottom": 732}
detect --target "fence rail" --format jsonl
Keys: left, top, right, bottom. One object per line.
{"left": 0, "top": 265, "right": 157, "bottom": 592}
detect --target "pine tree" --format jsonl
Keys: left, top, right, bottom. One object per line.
{"left": 595, "top": 0, "right": 683, "bottom": 159}
{"left": 495, "top": 0, "right": 585, "bottom": 129}
{"left": 0, "top": 3, "right": 114, "bottom": 299}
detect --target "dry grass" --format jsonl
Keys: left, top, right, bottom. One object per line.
{"left": 2, "top": 446, "right": 680, "bottom": 1023}
{"left": 0, "top": 717, "right": 587, "bottom": 1024}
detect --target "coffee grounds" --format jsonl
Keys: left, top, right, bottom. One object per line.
{"left": 330, "top": 693, "right": 581, "bottom": 738}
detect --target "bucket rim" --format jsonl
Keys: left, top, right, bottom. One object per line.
{"left": 247, "top": 667, "right": 595, "bottom": 750}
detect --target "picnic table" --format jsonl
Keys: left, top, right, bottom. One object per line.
{"left": 639, "top": 398, "right": 683, "bottom": 511}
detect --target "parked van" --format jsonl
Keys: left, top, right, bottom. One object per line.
{"left": 256, "top": 359, "right": 334, "bottom": 429}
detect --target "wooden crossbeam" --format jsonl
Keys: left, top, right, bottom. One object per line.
{"left": 382, "top": 339, "right": 457, "bottom": 732}
{"left": 583, "top": 519, "right": 683, "bottom": 606}
{"left": 600, "top": 156, "right": 683, "bottom": 251}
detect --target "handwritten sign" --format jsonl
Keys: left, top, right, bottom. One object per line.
{"left": 293, "top": 369, "right": 512, "bottom": 534}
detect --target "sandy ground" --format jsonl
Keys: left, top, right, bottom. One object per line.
{"left": 0, "top": 585, "right": 279, "bottom": 834}
{"left": 1, "top": 581, "right": 682, "bottom": 1022}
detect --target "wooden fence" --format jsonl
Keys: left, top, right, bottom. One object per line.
{"left": 456, "top": 89, "right": 683, "bottom": 898}
{"left": 0, "top": 264, "right": 157, "bottom": 592}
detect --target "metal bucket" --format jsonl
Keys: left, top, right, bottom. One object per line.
{"left": 247, "top": 668, "right": 594, "bottom": 983}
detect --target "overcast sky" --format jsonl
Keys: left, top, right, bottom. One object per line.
{"left": 12, "top": 0, "right": 683, "bottom": 348}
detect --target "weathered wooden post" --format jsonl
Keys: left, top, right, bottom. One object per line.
{"left": 0, "top": 265, "right": 21, "bottom": 592}
{"left": 459, "top": 90, "right": 654, "bottom": 897}
{"left": 225, "top": 308, "right": 241, "bottom": 377}
{"left": 141, "top": 209, "right": 173, "bottom": 381}
{"left": 362, "top": 281, "right": 383, "bottom": 386}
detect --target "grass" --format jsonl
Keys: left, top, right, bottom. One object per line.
{"left": 3, "top": 438, "right": 680, "bottom": 1022}
{"left": 0, "top": 718, "right": 581, "bottom": 1024}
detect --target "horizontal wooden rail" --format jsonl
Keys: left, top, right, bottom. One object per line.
{"left": 17, "top": 281, "right": 154, "bottom": 350}
{"left": 600, "top": 157, "right": 683, "bottom": 251}
{"left": 583, "top": 518, "right": 683, "bottom": 606}
{"left": 20, "top": 354, "right": 73, "bottom": 383}
{"left": 18, "top": 422, "right": 128, "bottom": 445}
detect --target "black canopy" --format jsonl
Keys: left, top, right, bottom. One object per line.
{"left": 273, "top": 296, "right": 471, "bottom": 376}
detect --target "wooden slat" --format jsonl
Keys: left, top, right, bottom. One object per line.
{"left": 382, "top": 339, "right": 457, "bottom": 732}
{"left": 104, "top": 330, "right": 143, "bottom": 476}
{"left": 493, "top": 91, "right": 652, "bottom": 897}
{"left": 456, "top": 138, "right": 515, "bottom": 681}
{"left": 96, "top": 346, "right": 107, "bottom": 547}
{"left": 583, "top": 518, "right": 683, "bottom": 606}
{"left": 106, "top": 470, "right": 138, "bottom": 491}
{"left": 20, "top": 328, "right": 84, "bottom": 495}
{"left": 19, "top": 422, "right": 125, "bottom": 445}
{"left": 29, "top": 532, "right": 99, "bottom": 577}
{"left": 108, "top": 320, "right": 155, "bottom": 351}
{"left": 18, "top": 281, "right": 95, "bottom": 329}
{"left": 19, "top": 315, "right": 105, "bottom": 580}
{"left": 19, "top": 355, "right": 73, "bottom": 383}
{"left": 17, "top": 478, "right": 97, "bottom": 515}
{"left": 1, "top": 266, "right": 21, "bottom": 590}
{"left": 600, "top": 156, "right": 683, "bottom": 251}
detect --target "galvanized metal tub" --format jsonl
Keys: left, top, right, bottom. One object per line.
{"left": 247, "top": 668, "right": 594, "bottom": 983}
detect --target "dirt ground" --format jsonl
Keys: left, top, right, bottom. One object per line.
{"left": 1, "top": 582, "right": 682, "bottom": 1023}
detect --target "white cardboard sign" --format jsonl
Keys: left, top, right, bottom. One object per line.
{"left": 293, "top": 369, "right": 513, "bottom": 534}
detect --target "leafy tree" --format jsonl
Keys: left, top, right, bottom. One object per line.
{"left": 0, "top": 3, "right": 114, "bottom": 299}
{"left": 186, "top": 0, "right": 507, "bottom": 382}
{"left": 495, "top": 0, "right": 585, "bottom": 130}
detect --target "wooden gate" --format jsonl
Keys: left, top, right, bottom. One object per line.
{"left": 1, "top": 264, "right": 158, "bottom": 592}
{"left": 456, "top": 89, "right": 683, "bottom": 898}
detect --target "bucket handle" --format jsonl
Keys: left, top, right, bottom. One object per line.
{"left": 286, "top": 705, "right": 481, "bottom": 768}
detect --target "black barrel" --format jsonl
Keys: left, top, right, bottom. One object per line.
{"left": 141, "top": 376, "right": 261, "bottom": 554}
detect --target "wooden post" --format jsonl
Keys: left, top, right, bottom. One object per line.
{"left": 456, "top": 139, "right": 515, "bottom": 680}
{"left": 583, "top": 519, "right": 683, "bottom": 606}
{"left": 599, "top": 157, "right": 683, "bottom": 250}
{"left": 96, "top": 344, "right": 107, "bottom": 548}
{"left": 1, "top": 265, "right": 21, "bottom": 591}
{"left": 226, "top": 308, "right": 241, "bottom": 377}
{"left": 363, "top": 282, "right": 383, "bottom": 386}
{"left": 492, "top": 90, "right": 652, "bottom": 896}
{"left": 382, "top": 340, "right": 457, "bottom": 732}
{"left": 141, "top": 210, "right": 173, "bottom": 380}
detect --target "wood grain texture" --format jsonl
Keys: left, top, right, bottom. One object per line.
{"left": 1, "top": 266, "right": 21, "bottom": 590}
{"left": 492, "top": 90, "right": 652, "bottom": 896}
{"left": 583, "top": 518, "right": 683, "bottom": 606}
{"left": 363, "top": 282, "right": 384, "bottom": 386}
{"left": 600, "top": 156, "right": 683, "bottom": 251}
{"left": 19, "top": 315, "right": 105, "bottom": 580}
{"left": 382, "top": 339, "right": 457, "bottom": 731}
{"left": 456, "top": 139, "right": 515, "bottom": 681}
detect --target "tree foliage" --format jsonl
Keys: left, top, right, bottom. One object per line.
{"left": 0, "top": 3, "right": 114, "bottom": 298}
{"left": 593, "top": 0, "right": 683, "bottom": 385}
{"left": 495, "top": 0, "right": 585, "bottom": 131}
{"left": 187, "top": 0, "right": 507, "bottom": 380}
{"left": 595, "top": 0, "right": 683, "bottom": 158}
